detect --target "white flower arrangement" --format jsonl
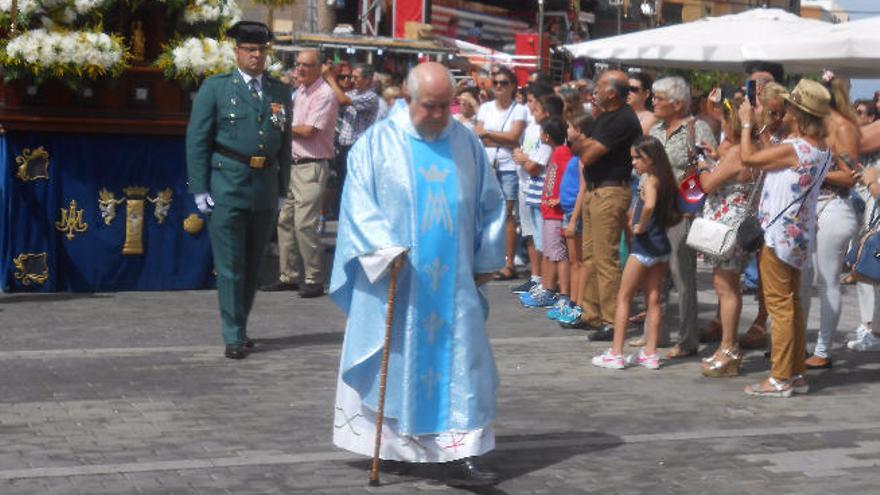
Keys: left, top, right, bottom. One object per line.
{"left": 183, "top": 0, "right": 240, "bottom": 25}
{"left": 2, "top": 28, "right": 128, "bottom": 81}
{"left": 156, "top": 36, "right": 235, "bottom": 84}
{"left": 0, "top": 0, "right": 39, "bottom": 16}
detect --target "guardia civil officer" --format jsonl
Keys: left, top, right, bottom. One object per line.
{"left": 186, "top": 21, "right": 292, "bottom": 359}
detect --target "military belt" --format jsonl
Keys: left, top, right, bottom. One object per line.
{"left": 214, "top": 144, "right": 269, "bottom": 169}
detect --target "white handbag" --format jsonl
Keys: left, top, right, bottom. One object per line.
{"left": 686, "top": 217, "right": 738, "bottom": 259}
{"left": 685, "top": 173, "right": 763, "bottom": 260}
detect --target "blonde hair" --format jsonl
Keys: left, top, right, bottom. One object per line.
{"left": 722, "top": 99, "right": 743, "bottom": 141}
{"left": 828, "top": 77, "right": 859, "bottom": 125}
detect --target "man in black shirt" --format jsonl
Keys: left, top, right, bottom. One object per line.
{"left": 571, "top": 70, "right": 642, "bottom": 340}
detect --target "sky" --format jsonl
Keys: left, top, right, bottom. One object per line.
{"left": 836, "top": 0, "right": 878, "bottom": 99}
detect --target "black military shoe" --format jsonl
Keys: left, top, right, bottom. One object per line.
{"left": 224, "top": 344, "right": 247, "bottom": 359}
{"left": 589, "top": 323, "right": 614, "bottom": 342}
{"left": 444, "top": 456, "right": 499, "bottom": 487}
{"left": 261, "top": 280, "right": 298, "bottom": 292}
{"left": 299, "top": 283, "right": 324, "bottom": 298}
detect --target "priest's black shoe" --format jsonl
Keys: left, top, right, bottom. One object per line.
{"left": 224, "top": 344, "right": 247, "bottom": 359}
{"left": 590, "top": 323, "right": 614, "bottom": 342}
{"left": 299, "top": 283, "right": 324, "bottom": 298}
{"left": 444, "top": 456, "right": 499, "bottom": 487}
{"left": 261, "top": 280, "right": 298, "bottom": 292}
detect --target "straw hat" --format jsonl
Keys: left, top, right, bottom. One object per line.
{"left": 782, "top": 79, "right": 830, "bottom": 118}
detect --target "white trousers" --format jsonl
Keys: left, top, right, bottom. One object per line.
{"left": 802, "top": 196, "right": 859, "bottom": 358}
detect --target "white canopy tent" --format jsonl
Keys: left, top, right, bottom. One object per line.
{"left": 562, "top": 8, "right": 831, "bottom": 74}
{"left": 743, "top": 16, "right": 880, "bottom": 78}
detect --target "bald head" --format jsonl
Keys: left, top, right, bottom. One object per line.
{"left": 407, "top": 62, "right": 455, "bottom": 140}
{"left": 407, "top": 62, "right": 455, "bottom": 103}
{"left": 595, "top": 70, "right": 629, "bottom": 110}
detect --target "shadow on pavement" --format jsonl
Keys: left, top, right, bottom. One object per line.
{"left": 343, "top": 430, "right": 621, "bottom": 493}
{"left": 255, "top": 331, "right": 343, "bottom": 351}
{"left": 0, "top": 292, "right": 110, "bottom": 304}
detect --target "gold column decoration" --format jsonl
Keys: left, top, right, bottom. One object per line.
{"left": 15, "top": 147, "right": 50, "bottom": 182}
{"left": 98, "top": 188, "right": 126, "bottom": 225}
{"left": 55, "top": 199, "right": 88, "bottom": 240}
{"left": 147, "top": 188, "right": 173, "bottom": 224}
{"left": 122, "top": 186, "right": 149, "bottom": 255}
{"left": 13, "top": 253, "right": 49, "bottom": 286}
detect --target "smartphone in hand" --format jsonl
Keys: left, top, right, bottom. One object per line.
{"left": 746, "top": 80, "right": 757, "bottom": 106}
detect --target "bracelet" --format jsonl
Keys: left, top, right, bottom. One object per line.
{"left": 742, "top": 123, "right": 752, "bottom": 129}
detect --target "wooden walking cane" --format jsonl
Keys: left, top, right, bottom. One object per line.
{"left": 368, "top": 255, "right": 404, "bottom": 486}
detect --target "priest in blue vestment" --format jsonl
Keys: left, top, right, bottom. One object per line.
{"left": 330, "top": 62, "right": 506, "bottom": 487}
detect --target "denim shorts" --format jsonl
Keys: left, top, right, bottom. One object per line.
{"left": 496, "top": 171, "right": 519, "bottom": 201}
{"left": 562, "top": 210, "right": 582, "bottom": 234}
{"left": 630, "top": 252, "right": 670, "bottom": 268}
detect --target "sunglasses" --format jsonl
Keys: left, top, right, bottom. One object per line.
{"left": 337, "top": 74, "right": 351, "bottom": 80}
{"left": 493, "top": 79, "right": 512, "bottom": 87}
{"left": 628, "top": 86, "right": 643, "bottom": 93}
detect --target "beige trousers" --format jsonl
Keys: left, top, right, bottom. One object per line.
{"left": 277, "top": 159, "right": 329, "bottom": 285}
{"left": 580, "top": 185, "right": 631, "bottom": 325}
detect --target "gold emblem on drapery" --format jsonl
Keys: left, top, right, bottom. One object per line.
{"left": 15, "top": 147, "right": 50, "bottom": 181}
{"left": 98, "top": 188, "right": 125, "bottom": 225}
{"left": 183, "top": 213, "right": 204, "bottom": 235}
{"left": 147, "top": 188, "right": 173, "bottom": 224}
{"left": 55, "top": 199, "right": 88, "bottom": 240}
{"left": 13, "top": 252, "right": 49, "bottom": 286}
{"left": 122, "top": 186, "right": 149, "bottom": 255}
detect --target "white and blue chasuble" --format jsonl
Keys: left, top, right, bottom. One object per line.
{"left": 330, "top": 105, "right": 506, "bottom": 462}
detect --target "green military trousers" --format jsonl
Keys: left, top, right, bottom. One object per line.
{"left": 208, "top": 204, "right": 276, "bottom": 345}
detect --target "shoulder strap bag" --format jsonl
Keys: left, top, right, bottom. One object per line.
{"left": 736, "top": 149, "right": 833, "bottom": 253}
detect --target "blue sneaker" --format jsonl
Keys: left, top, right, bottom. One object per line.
{"left": 510, "top": 279, "right": 537, "bottom": 294}
{"left": 556, "top": 304, "right": 583, "bottom": 325}
{"left": 520, "top": 287, "right": 558, "bottom": 308}
{"left": 546, "top": 298, "right": 569, "bottom": 320}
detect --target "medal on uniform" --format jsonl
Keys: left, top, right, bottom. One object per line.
{"left": 270, "top": 102, "right": 287, "bottom": 130}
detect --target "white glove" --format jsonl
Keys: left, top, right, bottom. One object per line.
{"left": 277, "top": 196, "right": 286, "bottom": 211}
{"left": 195, "top": 192, "right": 214, "bottom": 214}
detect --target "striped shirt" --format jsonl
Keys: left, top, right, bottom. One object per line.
{"left": 292, "top": 77, "right": 338, "bottom": 160}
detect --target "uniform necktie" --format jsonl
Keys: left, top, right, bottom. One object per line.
{"left": 249, "top": 78, "right": 261, "bottom": 100}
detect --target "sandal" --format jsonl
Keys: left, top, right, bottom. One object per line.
{"left": 790, "top": 374, "right": 810, "bottom": 394}
{"left": 701, "top": 347, "right": 742, "bottom": 377}
{"left": 492, "top": 267, "right": 517, "bottom": 281}
{"left": 628, "top": 311, "right": 647, "bottom": 324}
{"left": 664, "top": 345, "right": 697, "bottom": 359}
{"left": 739, "top": 322, "right": 767, "bottom": 349}
{"left": 744, "top": 377, "right": 793, "bottom": 398}
{"left": 627, "top": 336, "right": 647, "bottom": 347}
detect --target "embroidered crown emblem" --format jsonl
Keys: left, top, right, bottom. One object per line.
{"left": 419, "top": 164, "right": 449, "bottom": 183}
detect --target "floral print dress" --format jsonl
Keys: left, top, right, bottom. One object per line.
{"left": 702, "top": 172, "right": 756, "bottom": 271}
{"left": 758, "top": 138, "right": 832, "bottom": 270}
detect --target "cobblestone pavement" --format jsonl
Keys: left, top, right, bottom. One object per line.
{"left": 2, "top": 262, "right": 880, "bottom": 494}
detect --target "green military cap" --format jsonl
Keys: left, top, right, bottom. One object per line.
{"left": 226, "top": 21, "right": 272, "bottom": 45}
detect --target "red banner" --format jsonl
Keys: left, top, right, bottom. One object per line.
{"left": 394, "top": 0, "right": 425, "bottom": 39}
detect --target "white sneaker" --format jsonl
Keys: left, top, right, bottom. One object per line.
{"left": 847, "top": 331, "right": 880, "bottom": 351}
{"left": 845, "top": 324, "right": 871, "bottom": 342}
{"left": 627, "top": 348, "right": 661, "bottom": 370}
{"left": 592, "top": 348, "right": 625, "bottom": 369}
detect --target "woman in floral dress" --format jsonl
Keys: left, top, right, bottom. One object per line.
{"left": 695, "top": 99, "right": 758, "bottom": 377}
{"left": 738, "top": 79, "right": 833, "bottom": 398}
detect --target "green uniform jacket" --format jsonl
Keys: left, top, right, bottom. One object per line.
{"left": 186, "top": 70, "right": 292, "bottom": 211}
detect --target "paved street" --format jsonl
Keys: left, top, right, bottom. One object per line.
{"left": 2, "top": 260, "right": 880, "bottom": 494}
